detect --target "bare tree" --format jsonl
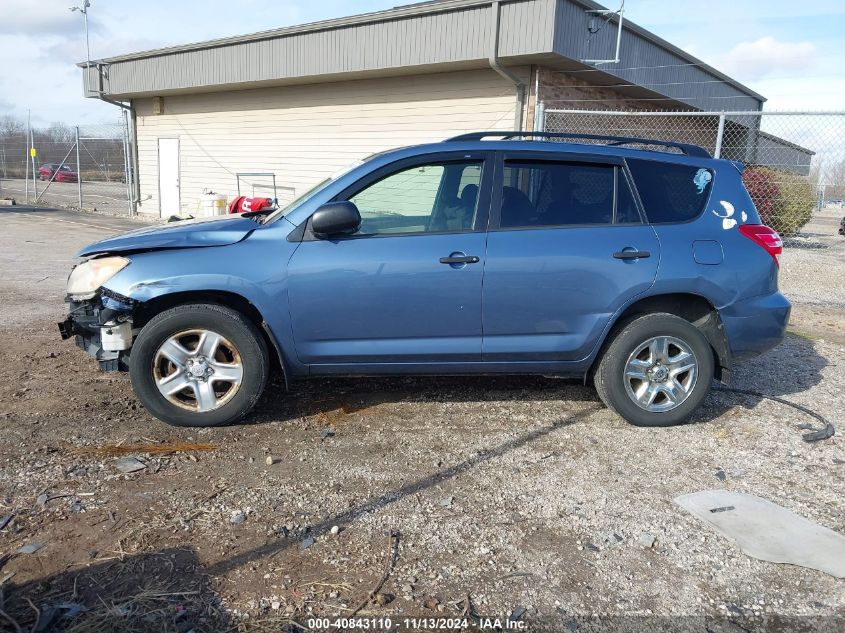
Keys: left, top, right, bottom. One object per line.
{"left": 44, "top": 122, "right": 75, "bottom": 144}
{"left": 0, "top": 114, "right": 25, "bottom": 137}
{"left": 824, "top": 159, "right": 845, "bottom": 198}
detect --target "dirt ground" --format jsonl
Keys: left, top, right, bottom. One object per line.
{"left": 0, "top": 205, "right": 843, "bottom": 632}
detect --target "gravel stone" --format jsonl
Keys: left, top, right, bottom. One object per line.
{"left": 638, "top": 533, "right": 657, "bottom": 549}
{"left": 113, "top": 457, "right": 146, "bottom": 474}
{"left": 230, "top": 510, "right": 247, "bottom": 525}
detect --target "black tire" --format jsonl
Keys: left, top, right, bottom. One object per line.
{"left": 129, "top": 303, "right": 269, "bottom": 427}
{"left": 594, "top": 313, "right": 714, "bottom": 427}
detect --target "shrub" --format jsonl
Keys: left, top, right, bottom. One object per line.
{"left": 776, "top": 175, "right": 815, "bottom": 235}
{"left": 742, "top": 166, "right": 815, "bottom": 236}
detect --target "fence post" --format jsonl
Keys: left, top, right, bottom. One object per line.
{"left": 817, "top": 183, "right": 826, "bottom": 213}
{"left": 24, "top": 145, "right": 29, "bottom": 204}
{"left": 75, "top": 126, "right": 82, "bottom": 210}
{"left": 25, "top": 111, "right": 30, "bottom": 203}
{"left": 714, "top": 112, "right": 726, "bottom": 159}
{"left": 30, "top": 127, "right": 38, "bottom": 201}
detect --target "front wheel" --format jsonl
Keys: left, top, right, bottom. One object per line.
{"left": 594, "top": 313, "right": 714, "bottom": 427}
{"left": 129, "top": 303, "right": 269, "bottom": 427}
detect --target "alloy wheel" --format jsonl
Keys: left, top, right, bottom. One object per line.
{"left": 623, "top": 335, "right": 698, "bottom": 412}
{"left": 152, "top": 329, "right": 243, "bottom": 412}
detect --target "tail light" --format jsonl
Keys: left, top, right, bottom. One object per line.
{"left": 739, "top": 224, "right": 783, "bottom": 267}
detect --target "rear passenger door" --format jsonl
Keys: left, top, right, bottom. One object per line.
{"left": 482, "top": 153, "right": 660, "bottom": 362}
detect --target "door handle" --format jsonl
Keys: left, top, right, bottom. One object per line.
{"left": 613, "top": 249, "right": 651, "bottom": 260}
{"left": 439, "top": 254, "right": 480, "bottom": 264}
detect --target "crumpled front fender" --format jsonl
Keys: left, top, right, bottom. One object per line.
{"left": 107, "top": 273, "right": 271, "bottom": 305}
{"left": 99, "top": 233, "right": 299, "bottom": 365}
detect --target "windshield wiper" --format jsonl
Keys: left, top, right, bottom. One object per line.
{"left": 240, "top": 209, "right": 275, "bottom": 222}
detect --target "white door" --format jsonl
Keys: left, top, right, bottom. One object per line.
{"left": 158, "top": 138, "right": 180, "bottom": 216}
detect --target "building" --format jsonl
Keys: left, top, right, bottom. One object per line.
{"left": 80, "top": 0, "right": 772, "bottom": 218}
{"left": 755, "top": 131, "right": 815, "bottom": 176}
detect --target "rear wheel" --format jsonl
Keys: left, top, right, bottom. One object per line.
{"left": 594, "top": 313, "right": 714, "bottom": 427}
{"left": 129, "top": 303, "right": 269, "bottom": 427}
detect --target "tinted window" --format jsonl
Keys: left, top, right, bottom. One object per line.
{"left": 348, "top": 161, "right": 482, "bottom": 235}
{"left": 627, "top": 159, "right": 713, "bottom": 224}
{"left": 499, "top": 161, "right": 638, "bottom": 228}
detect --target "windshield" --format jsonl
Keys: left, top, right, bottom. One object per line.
{"left": 263, "top": 157, "right": 371, "bottom": 224}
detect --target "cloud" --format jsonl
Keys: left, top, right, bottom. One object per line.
{"left": 0, "top": 0, "right": 83, "bottom": 36}
{"left": 43, "top": 35, "right": 166, "bottom": 64}
{"left": 716, "top": 36, "right": 816, "bottom": 81}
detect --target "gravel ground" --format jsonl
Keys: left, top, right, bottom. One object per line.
{"left": 780, "top": 206, "right": 845, "bottom": 344}
{"left": 0, "top": 177, "right": 132, "bottom": 216}
{"left": 0, "top": 205, "right": 842, "bottom": 632}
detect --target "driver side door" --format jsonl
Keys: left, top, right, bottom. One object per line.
{"left": 287, "top": 151, "right": 492, "bottom": 368}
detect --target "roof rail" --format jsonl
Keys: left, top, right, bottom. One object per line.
{"left": 445, "top": 131, "right": 711, "bottom": 158}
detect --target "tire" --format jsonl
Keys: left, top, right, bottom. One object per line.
{"left": 594, "top": 313, "right": 714, "bottom": 427}
{"left": 129, "top": 303, "right": 269, "bottom": 427}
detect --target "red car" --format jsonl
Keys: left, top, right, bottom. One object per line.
{"left": 39, "top": 163, "right": 79, "bottom": 182}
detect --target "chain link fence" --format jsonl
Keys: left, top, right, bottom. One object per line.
{"left": 0, "top": 113, "right": 134, "bottom": 215}
{"left": 538, "top": 109, "right": 845, "bottom": 237}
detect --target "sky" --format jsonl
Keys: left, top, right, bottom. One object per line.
{"left": 0, "top": 0, "right": 844, "bottom": 127}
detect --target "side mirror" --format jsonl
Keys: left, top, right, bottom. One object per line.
{"left": 311, "top": 201, "right": 361, "bottom": 237}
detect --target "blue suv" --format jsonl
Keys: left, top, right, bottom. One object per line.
{"left": 59, "top": 132, "right": 790, "bottom": 428}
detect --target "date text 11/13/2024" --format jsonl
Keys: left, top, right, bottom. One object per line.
{"left": 307, "top": 616, "right": 527, "bottom": 630}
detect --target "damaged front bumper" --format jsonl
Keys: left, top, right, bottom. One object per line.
{"left": 58, "top": 289, "right": 137, "bottom": 372}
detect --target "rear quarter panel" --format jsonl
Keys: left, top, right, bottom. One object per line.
{"left": 648, "top": 162, "right": 775, "bottom": 305}
{"left": 648, "top": 162, "right": 789, "bottom": 359}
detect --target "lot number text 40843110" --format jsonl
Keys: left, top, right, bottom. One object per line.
{"left": 306, "top": 617, "right": 528, "bottom": 630}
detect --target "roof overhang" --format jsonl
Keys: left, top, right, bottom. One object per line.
{"left": 81, "top": 0, "right": 764, "bottom": 111}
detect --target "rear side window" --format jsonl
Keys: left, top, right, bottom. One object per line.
{"left": 499, "top": 161, "right": 639, "bottom": 228}
{"left": 627, "top": 159, "right": 713, "bottom": 224}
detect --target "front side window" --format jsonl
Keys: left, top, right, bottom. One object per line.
{"left": 499, "top": 161, "right": 637, "bottom": 228}
{"left": 348, "top": 160, "right": 482, "bottom": 235}
{"left": 627, "top": 159, "right": 714, "bottom": 224}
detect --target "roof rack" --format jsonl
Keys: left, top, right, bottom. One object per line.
{"left": 445, "top": 131, "right": 711, "bottom": 159}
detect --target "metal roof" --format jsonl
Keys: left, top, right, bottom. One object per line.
{"left": 757, "top": 130, "right": 815, "bottom": 156}
{"left": 81, "top": 0, "right": 764, "bottom": 110}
